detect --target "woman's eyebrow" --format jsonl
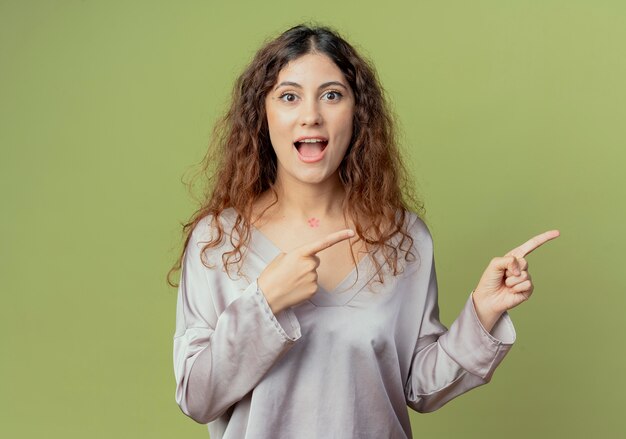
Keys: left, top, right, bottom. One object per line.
{"left": 273, "top": 81, "right": 348, "bottom": 91}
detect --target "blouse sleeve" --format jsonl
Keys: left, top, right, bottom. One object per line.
{"left": 404, "top": 232, "right": 516, "bottom": 413}
{"left": 173, "top": 220, "right": 302, "bottom": 424}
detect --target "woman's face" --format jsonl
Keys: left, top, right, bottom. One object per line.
{"left": 264, "top": 52, "right": 355, "bottom": 186}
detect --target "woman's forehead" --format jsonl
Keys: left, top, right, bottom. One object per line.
{"left": 273, "top": 53, "right": 349, "bottom": 91}
{"left": 277, "top": 53, "right": 342, "bottom": 80}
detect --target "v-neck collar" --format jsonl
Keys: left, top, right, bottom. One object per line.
{"left": 222, "top": 207, "right": 387, "bottom": 307}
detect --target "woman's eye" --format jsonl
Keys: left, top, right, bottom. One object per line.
{"left": 323, "top": 90, "right": 343, "bottom": 101}
{"left": 279, "top": 93, "right": 297, "bottom": 102}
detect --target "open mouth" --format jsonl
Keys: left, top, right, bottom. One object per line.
{"left": 293, "top": 140, "right": 329, "bottom": 158}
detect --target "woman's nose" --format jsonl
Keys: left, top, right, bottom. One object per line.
{"left": 299, "top": 100, "right": 323, "bottom": 126}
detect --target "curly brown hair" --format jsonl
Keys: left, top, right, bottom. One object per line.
{"left": 166, "top": 23, "right": 428, "bottom": 288}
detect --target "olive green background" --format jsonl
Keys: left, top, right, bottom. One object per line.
{"left": 1, "top": 0, "right": 624, "bottom": 437}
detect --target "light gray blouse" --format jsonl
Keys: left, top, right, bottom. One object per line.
{"left": 173, "top": 207, "right": 516, "bottom": 438}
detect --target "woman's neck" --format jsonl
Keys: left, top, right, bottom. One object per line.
{"left": 255, "top": 175, "right": 347, "bottom": 227}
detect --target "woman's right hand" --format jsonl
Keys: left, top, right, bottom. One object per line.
{"left": 257, "top": 229, "right": 355, "bottom": 314}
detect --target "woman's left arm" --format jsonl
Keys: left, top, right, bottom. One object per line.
{"left": 405, "top": 229, "right": 560, "bottom": 413}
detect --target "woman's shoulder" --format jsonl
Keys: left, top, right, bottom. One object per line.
{"left": 395, "top": 210, "right": 434, "bottom": 273}
{"left": 401, "top": 209, "right": 433, "bottom": 243}
{"left": 189, "top": 207, "right": 238, "bottom": 245}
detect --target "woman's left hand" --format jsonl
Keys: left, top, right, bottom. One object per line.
{"left": 472, "top": 230, "right": 560, "bottom": 327}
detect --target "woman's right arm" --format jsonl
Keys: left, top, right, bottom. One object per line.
{"left": 173, "top": 221, "right": 302, "bottom": 424}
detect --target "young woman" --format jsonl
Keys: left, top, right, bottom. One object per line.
{"left": 170, "top": 24, "right": 559, "bottom": 438}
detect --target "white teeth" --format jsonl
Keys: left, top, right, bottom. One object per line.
{"left": 299, "top": 139, "right": 326, "bottom": 143}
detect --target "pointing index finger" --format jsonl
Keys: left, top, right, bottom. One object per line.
{"left": 297, "top": 229, "right": 355, "bottom": 256}
{"left": 506, "top": 229, "right": 560, "bottom": 258}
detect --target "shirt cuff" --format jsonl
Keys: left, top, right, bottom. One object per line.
{"left": 251, "top": 279, "right": 302, "bottom": 343}
{"left": 438, "top": 291, "right": 517, "bottom": 380}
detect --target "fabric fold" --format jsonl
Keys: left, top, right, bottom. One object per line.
{"left": 439, "top": 292, "right": 516, "bottom": 380}
{"left": 173, "top": 223, "right": 302, "bottom": 424}
{"left": 404, "top": 238, "right": 517, "bottom": 414}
